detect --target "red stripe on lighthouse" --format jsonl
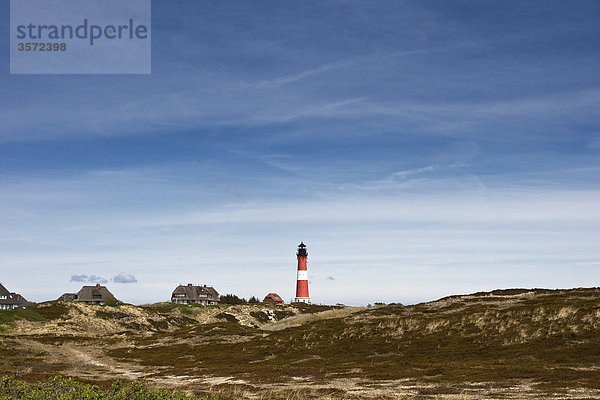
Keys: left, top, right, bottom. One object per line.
{"left": 296, "top": 279, "right": 309, "bottom": 298}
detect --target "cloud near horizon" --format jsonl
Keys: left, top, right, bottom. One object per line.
{"left": 69, "top": 274, "right": 88, "bottom": 283}
{"left": 69, "top": 273, "right": 137, "bottom": 284}
{"left": 70, "top": 274, "right": 108, "bottom": 284}
{"left": 113, "top": 273, "right": 138, "bottom": 284}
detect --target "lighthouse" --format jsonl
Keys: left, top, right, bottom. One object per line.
{"left": 294, "top": 242, "right": 310, "bottom": 303}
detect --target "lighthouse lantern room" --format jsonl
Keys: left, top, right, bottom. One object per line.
{"left": 294, "top": 242, "right": 310, "bottom": 303}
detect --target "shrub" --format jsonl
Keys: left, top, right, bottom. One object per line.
{"left": 104, "top": 299, "right": 120, "bottom": 307}
{"left": 219, "top": 294, "right": 247, "bottom": 305}
{"left": 32, "top": 303, "right": 70, "bottom": 320}
{"left": 216, "top": 313, "right": 239, "bottom": 323}
{"left": 250, "top": 311, "right": 270, "bottom": 323}
{"left": 0, "top": 308, "right": 46, "bottom": 325}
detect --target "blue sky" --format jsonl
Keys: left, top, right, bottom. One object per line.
{"left": 1, "top": 0, "right": 599, "bottom": 305}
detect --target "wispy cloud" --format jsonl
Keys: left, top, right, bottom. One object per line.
{"left": 241, "top": 46, "right": 460, "bottom": 90}
{"left": 393, "top": 165, "right": 438, "bottom": 179}
{"left": 588, "top": 137, "right": 600, "bottom": 149}
{"left": 280, "top": 88, "right": 600, "bottom": 129}
{"left": 243, "top": 60, "right": 354, "bottom": 89}
{"left": 253, "top": 97, "right": 368, "bottom": 123}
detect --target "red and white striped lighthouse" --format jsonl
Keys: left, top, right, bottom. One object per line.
{"left": 294, "top": 242, "right": 310, "bottom": 303}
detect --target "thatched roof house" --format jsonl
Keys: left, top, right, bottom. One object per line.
{"left": 57, "top": 293, "right": 78, "bottom": 302}
{"left": 171, "top": 284, "right": 219, "bottom": 305}
{"left": 0, "top": 283, "right": 29, "bottom": 309}
{"left": 263, "top": 293, "right": 284, "bottom": 304}
{"left": 76, "top": 284, "right": 117, "bottom": 305}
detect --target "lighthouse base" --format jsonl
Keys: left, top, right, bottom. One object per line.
{"left": 294, "top": 297, "right": 310, "bottom": 304}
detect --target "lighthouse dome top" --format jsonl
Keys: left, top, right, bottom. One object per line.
{"left": 297, "top": 242, "right": 308, "bottom": 257}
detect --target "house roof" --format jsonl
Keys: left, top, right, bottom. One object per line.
{"left": 0, "top": 284, "right": 29, "bottom": 306}
{"left": 5, "top": 293, "right": 29, "bottom": 306}
{"left": 76, "top": 284, "right": 117, "bottom": 303}
{"left": 172, "top": 284, "right": 219, "bottom": 301}
{"left": 57, "top": 293, "right": 78, "bottom": 302}
{"left": 0, "top": 283, "right": 11, "bottom": 297}
{"left": 263, "top": 293, "right": 283, "bottom": 302}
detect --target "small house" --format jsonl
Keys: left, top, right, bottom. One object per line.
{"left": 57, "top": 293, "right": 78, "bottom": 302}
{"left": 263, "top": 293, "right": 284, "bottom": 304}
{"left": 0, "top": 283, "right": 29, "bottom": 309}
{"left": 171, "top": 284, "right": 219, "bottom": 305}
{"left": 76, "top": 284, "right": 117, "bottom": 305}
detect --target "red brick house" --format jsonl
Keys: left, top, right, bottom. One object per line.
{"left": 263, "top": 293, "right": 284, "bottom": 304}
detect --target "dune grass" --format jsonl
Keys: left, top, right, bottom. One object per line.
{"left": 2, "top": 288, "right": 600, "bottom": 398}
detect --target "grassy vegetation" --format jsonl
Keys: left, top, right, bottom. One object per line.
{"left": 215, "top": 313, "right": 239, "bottom": 323}
{"left": 250, "top": 310, "right": 271, "bottom": 323}
{"left": 32, "top": 303, "right": 71, "bottom": 320}
{"left": 1, "top": 288, "right": 600, "bottom": 398}
{"left": 95, "top": 310, "right": 130, "bottom": 320}
{"left": 0, "top": 376, "right": 217, "bottom": 400}
{"left": 291, "top": 303, "right": 341, "bottom": 314}
{"left": 0, "top": 308, "right": 46, "bottom": 325}
{"left": 250, "top": 310, "right": 295, "bottom": 324}
{"left": 0, "top": 302, "right": 76, "bottom": 328}
{"left": 105, "top": 289, "right": 600, "bottom": 390}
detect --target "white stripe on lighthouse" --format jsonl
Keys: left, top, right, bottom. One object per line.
{"left": 297, "top": 270, "right": 308, "bottom": 280}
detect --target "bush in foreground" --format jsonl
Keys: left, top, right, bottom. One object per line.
{"left": 0, "top": 376, "right": 217, "bottom": 400}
